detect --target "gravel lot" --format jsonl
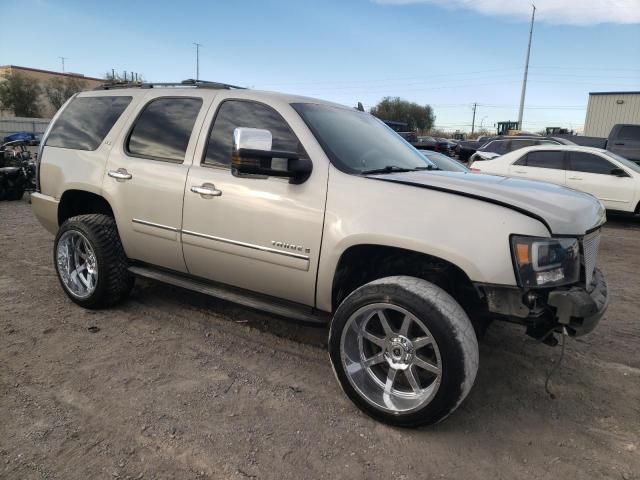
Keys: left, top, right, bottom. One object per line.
{"left": 1, "top": 197, "right": 639, "bottom": 480}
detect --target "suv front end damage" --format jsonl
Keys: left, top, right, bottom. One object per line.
{"left": 478, "top": 228, "right": 608, "bottom": 342}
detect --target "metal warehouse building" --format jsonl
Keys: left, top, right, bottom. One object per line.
{"left": 584, "top": 91, "right": 640, "bottom": 137}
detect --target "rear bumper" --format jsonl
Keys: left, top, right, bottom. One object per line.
{"left": 547, "top": 268, "right": 608, "bottom": 337}
{"left": 31, "top": 192, "right": 59, "bottom": 235}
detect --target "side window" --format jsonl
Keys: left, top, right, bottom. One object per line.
{"left": 569, "top": 152, "right": 615, "bottom": 175}
{"left": 204, "top": 100, "right": 304, "bottom": 167}
{"left": 524, "top": 151, "right": 565, "bottom": 170}
{"left": 127, "top": 97, "right": 203, "bottom": 162}
{"left": 46, "top": 96, "right": 132, "bottom": 151}
{"left": 494, "top": 141, "right": 510, "bottom": 154}
{"left": 508, "top": 140, "right": 535, "bottom": 152}
{"left": 618, "top": 126, "right": 640, "bottom": 141}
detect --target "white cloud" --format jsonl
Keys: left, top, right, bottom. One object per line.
{"left": 373, "top": 0, "right": 640, "bottom": 25}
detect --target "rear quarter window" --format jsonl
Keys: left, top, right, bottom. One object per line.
{"left": 46, "top": 96, "right": 132, "bottom": 151}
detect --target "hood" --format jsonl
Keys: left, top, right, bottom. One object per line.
{"left": 368, "top": 171, "right": 606, "bottom": 235}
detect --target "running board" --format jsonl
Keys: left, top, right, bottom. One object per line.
{"left": 128, "top": 265, "right": 329, "bottom": 325}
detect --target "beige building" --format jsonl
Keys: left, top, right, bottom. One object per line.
{"left": 0, "top": 65, "right": 104, "bottom": 118}
{"left": 584, "top": 91, "right": 640, "bottom": 137}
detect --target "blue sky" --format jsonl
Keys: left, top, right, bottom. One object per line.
{"left": 1, "top": 0, "right": 639, "bottom": 133}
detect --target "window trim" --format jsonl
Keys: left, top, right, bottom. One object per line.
{"left": 124, "top": 96, "right": 204, "bottom": 164}
{"left": 45, "top": 95, "right": 133, "bottom": 152}
{"left": 199, "top": 98, "right": 306, "bottom": 169}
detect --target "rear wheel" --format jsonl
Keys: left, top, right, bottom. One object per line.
{"left": 329, "top": 276, "right": 478, "bottom": 427}
{"left": 54, "top": 214, "right": 134, "bottom": 309}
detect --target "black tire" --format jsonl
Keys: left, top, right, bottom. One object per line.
{"left": 329, "top": 276, "right": 479, "bottom": 427}
{"left": 54, "top": 214, "right": 134, "bottom": 309}
{"left": 6, "top": 187, "right": 25, "bottom": 201}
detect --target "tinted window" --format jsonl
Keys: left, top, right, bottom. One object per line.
{"left": 205, "top": 100, "right": 303, "bottom": 167}
{"left": 127, "top": 97, "right": 202, "bottom": 162}
{"left": 482, "top": 141, "right": 510, "bottom": 154}
{"left": 508, "top": 140, "right": 536, "bottom": 152}
{"left": 523, "top": 151, "right": 565, "bottom": 169}
{"left": 46, "top": 96, "right": 131, "bottom": 151}
{"left": 569, "top": 152, "right": 615, "bottom": 175}
{"left": 618, "top": 125, "right": 640, "bottom": 141}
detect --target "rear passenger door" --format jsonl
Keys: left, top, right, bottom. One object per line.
{"left": 103, "top": 92, "right": 210, "bottom": 272}
{"left": 566, "top": 151, "right": 634, "bottom": 210}
{"left": 508, "top": 150, "right": 567, "bottom": 185}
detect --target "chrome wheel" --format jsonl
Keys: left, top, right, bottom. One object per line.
{"left": 340, "top": 303, "right": 442, "bottom": 414}
{"left": 56, "top": 230, "right": 98, "bottom": 299}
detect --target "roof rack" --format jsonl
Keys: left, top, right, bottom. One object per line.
{"left": 95, "top": 78, "right": 247, "bottom": 91}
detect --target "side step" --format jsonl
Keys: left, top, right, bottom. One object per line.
{"left": 128, "top": 265, "right": 329, "bottom": 326}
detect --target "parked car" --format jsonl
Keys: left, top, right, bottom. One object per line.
{"left": 469, "top": 138, "right": 562, "bottom": 163}
{"left": 552, "top": 124, "right": 640, "bottom": 164}
{"left": 413, "top": 136, "right": 450, "bottom": 154}
{"left": 3, "top": 131, "right": 40, "bottom": 145}
{"left": 456, "top": 136, "right": 491, "bottom": 162}
{"left": 32, "top": 83, "right": 608, "bottom": 427}
{"left": 472, "top": 145, "right": 640, "bottom": 214}
{"left": 607, "top": 124, "right": 640, "bottom": 165}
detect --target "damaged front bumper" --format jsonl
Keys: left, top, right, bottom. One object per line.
{"left": 479, "top": 268, "right": 608, "bottom": 338}
{"left": 547, "top": 268, "right": 608, "bottom": 336}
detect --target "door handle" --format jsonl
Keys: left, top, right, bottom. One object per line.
{"left": 614, "top": 142, "right": 625, "bottom": 146}
{"left": 108, "top": 168, "right": 132, "bottom": 180}
{"left": 513, "top": 170, "right": 528, "bottom": 174}
{"left": 568, "top": 177, "right": 582, "bottom": 180}
{"left": 191, "top": 183, "right": 222, "bottom": 198}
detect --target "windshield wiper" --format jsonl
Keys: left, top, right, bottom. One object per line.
{"left": 361, "top": 165, "right": 434, "bottom": 175}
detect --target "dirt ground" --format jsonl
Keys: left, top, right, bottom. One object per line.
{"left": 1, "top": 198, "right": 639, "bottom": 480}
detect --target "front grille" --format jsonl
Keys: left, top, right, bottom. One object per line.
{"left": 582, "top": 230, "right": 601, "bottom": 286}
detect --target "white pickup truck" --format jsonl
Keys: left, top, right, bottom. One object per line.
{"left": 31, "top": 81, "right": 608, "bottom": 427}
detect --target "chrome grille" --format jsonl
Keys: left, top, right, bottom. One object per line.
{"left": 582, "top": 230, "right": 601, "bottom": 286}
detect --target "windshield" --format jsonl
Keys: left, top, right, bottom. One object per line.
{"left": 292, "top": 103, "right": 433, "bottom": 173}
{"left": 604, "top": 151, "right": 640, "bottom": 173}
{"left": 421, "top": 151, "right": 469, "bottom": 172}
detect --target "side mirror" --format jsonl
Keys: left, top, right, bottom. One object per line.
{"left": 610, "top": 167, "right": 628, "bottom": 177}
{"left": 231, "top": 127, "right": 312, "bottom": 184}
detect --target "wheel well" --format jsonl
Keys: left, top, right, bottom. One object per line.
{"left": 331, "top": 245, "right": 481, "bottom": 314}
{"left": 58, "top": 190, "right": 114, "bottom": 226}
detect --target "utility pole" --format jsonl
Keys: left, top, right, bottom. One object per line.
{"left": 58, "top": 56, "right": 68, "bottom": 73}
{"left": 517, "top": 4, "right": 536, "bottom": 130}
{"left": 471, "top": 102, "right": 477, "bottom": 134}
{"left": 193, "top": 42, "right": 202, "bottom": 81}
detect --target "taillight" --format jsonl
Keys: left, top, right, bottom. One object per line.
{"left": 470, "top": 167, "right": 481, "bottom": 172}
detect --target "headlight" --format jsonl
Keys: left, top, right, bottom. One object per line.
{"left": 511, "top": 236, "right": 580, "bottom": 288}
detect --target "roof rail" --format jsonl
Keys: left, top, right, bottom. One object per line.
{"left": 94, "top": 78, "right": 247, "bottom": 91}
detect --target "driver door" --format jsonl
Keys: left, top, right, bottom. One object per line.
{"left": 181, "top": 98, "right": 328, "bottom": 306}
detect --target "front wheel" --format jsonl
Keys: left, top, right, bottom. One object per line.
{"left": 329, "top": 276, "right": 479, "bottom": 427}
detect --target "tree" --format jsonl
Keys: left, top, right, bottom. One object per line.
{"left": 44, "top": 77, "right": 87, "bottom": 111}
{"left": 0, "top": 73, "right": 42, "bottom": 117}
{"left": 370, "top": 97, "right": 435, "bottom": 131}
